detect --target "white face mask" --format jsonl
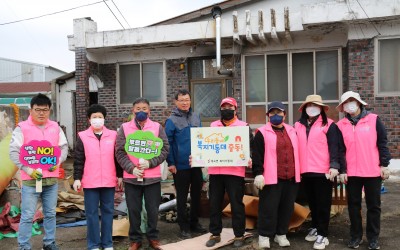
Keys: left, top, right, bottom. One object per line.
{"left": 306, "top": 106, "right": 321, "bottom": 117}
{"left": 343, "top": 101, "right": 359, "bottom": 114}
{"left": 90, "top": 118, "right": 104, "bottom": 129}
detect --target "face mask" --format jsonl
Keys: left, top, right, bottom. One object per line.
{"left": 343, "top": 101, "right": 359, "bottom": 114}
{"left": 220, "top": 109, "right": 235, "bottom": 120}
{"left": 135, "top": 111, "right": 148, "bottom": 121}
{"left": 90, "top": 118, "right": 104, "bottom": 129}
{"left": 306, "top": 106, "right": 321, "bottom": 117}
{"left": 269, "top": 114, "right": 284, "bottom": 126}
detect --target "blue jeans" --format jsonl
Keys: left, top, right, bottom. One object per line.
{"left": 84, "top": 187, "right": 115, "bottom": 250}
{"left": 18, "top": 183, "right": 58, "bottom": 250}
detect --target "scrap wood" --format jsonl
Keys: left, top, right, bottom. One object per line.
{"left": 161, "top": 228, "right": 252, "bottom": 250}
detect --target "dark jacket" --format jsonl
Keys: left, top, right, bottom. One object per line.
{"left": 165, "top": 108, "right": 201, "bottom": 170}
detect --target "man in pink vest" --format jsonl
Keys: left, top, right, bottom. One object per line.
{"left": 295, "top": 95, "right": 343, "bottom": 250}
{"left": 252, "top": 101, "right": 300, "bottom": 249}
{"left": 73, "top": 104, "right": 123, "bottom": 250}
{"left": 336, "top": 91, "right": 391, "bottom": 250}
{"left": 115, "top": 98, "right": 169, "bottom": 250}
{"left": 205, "top": 97, "right": 253, "bottom": 248}
{"left": 9, "top": 93, "right": 68, "bottom": 250}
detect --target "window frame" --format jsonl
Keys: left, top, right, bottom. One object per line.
{"left": 117, "top": 61, "right": 166, "bottom": 106}
{"left": 242, "top": 48, "right": 342, "bottom": 127}
{"left": 374, "top": 36, "right": 400, "bottom": 97}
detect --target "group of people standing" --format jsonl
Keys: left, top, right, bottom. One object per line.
{"left": 9, "top": 89, "right": 391, "bottom": 250}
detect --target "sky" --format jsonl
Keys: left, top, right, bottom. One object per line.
{"left": 0, "top": 0, "right": 224, "bottom": 73}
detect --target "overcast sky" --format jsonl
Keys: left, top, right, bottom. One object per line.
{"left": 0, "top": 0, "right": 224, "bottom": 73}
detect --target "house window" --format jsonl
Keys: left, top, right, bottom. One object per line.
{"left": 376, "top": 37, "right": 400, "bottom": 95}
{"left": 244, "top": 49, "right": 341, "bottom": 126}
{"left": 119, "top": 62, "right": 165, "bottom": 104}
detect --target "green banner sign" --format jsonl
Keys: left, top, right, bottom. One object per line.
{"left": 124, "top": 130, "right": 163, "bottom": 160}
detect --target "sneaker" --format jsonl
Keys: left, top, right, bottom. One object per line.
{"left": 274, "top": 235, "right": 290, "bottom": 247}
{"left": 368, "top": 239, "right": 380, "bottom": 250}
{"left": 258, "top": 236, "right": 270, "bottom": 249}
{"left": 42, "top": 243, "right": 59, "bottom": 250}
{"left": 103, "top": 248, "right": 114, "bottom": 250}
{"left": 347, "top": 238, "right": 363, "bottom": 249}
{"left": 233, "top": 236, "right": 245, "bottom": 248}
{"left": 206, "top": 235, "right": 221, "bottom": 247}
{"left": 179, "top": 230, "right": 192, "bottom": 239}
{"left": 313, "top": 235, "right": 329, "bottom": 250}
{"left": 305, "top": 228, "right": 318, "bottom": 242}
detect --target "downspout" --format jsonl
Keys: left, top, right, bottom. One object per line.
{"left": 211, "top": 6, "right": 232, "bottom": 76}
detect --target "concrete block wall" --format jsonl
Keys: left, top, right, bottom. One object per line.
{"left": 347, "top": 39, "right": 400, "bottom": 158}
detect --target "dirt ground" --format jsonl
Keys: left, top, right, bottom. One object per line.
{"left": 2, "top": 160, "right": 400, "bottom": 250}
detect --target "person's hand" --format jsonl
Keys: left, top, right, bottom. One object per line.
{"left": 48, "top": 165, "right": 58, "bottom": 172}
{"left": 132, "top": 167, "right": 144, "bottom": 178}
{"left": 339, "top": 173, "right": 348, "bottom": 184}
{"left": 138, "top": 159, "right": 150, "bottom": 169}
{"left": 73, "top": 180, "right": 81, "bottom": 192}
{"left": 247, "top": 158, "right": 252, "bottom": 168}
{"left": 189, "top": 155, "right": 192, "bottom": 166}
{"left": 168, "top": 165, "right": 177, "bottom": 174}
{"left": 328, "top": 168, "right": 339, "bottom": 182}
{"left": 381, "top": 167, "right": 390, "bottom": 180}
{"left": 254, "top": 175, "right": 265, "bottom": 190}
{"left": 117, "top": 178, "right": 124, "bottom": 191}
{"left": 24, "top": 167, "right": 42, "bottom": 180}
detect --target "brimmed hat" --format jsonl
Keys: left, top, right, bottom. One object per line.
{"left": 220, "top": 97, "right": 237, "bottom": 108}
{"left": 298, "top": 95, "right": 329, "bottom": 112}
{"left": 336, "top": 91, "right": 367, "bottom": 112}
{"left": 267, "top": 101, "right": 285, "bottom": 113}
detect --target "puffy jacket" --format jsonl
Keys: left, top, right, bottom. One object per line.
{"left": 165, "top": 108, "right": 201, "bottom": 170}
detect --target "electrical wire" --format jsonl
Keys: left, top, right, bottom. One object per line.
{"left": 102, "top": 0, "right": 125, "bottom": 29}
{"left": 111, "top": 0, "right": 131, "bottom": 28}
{"left": 355, "top": 0, "right": 381, "bottom": 35}
{"left": 0, "top": 1, "right": 104, "bottom": 26}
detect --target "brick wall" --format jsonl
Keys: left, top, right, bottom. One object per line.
{"left": 347, "top": 39, "right": 400, "bottom": 158}
{"left": 75, "top": 48, "right": 90, "bottom": 133}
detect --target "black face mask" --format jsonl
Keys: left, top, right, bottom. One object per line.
{"left": 220, "top": 109, "right": 235, "bottom": 120}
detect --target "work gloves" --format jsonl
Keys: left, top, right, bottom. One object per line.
{"left": 24, "top": 167, "right": 42, "bottom": 180}
{"left": 254, "top": 175, "right": 265, "bottom": 190}
{"left": 339, "top": 173, "right": 348, "bottom": 184}
{"left": 138, "top": 159, "right": 150, "bottom": 169}
{"left": 381, "top": 167, "right": 390, "bottom": 180}
{"left": 132, "top": 167, "right": 144, "bottom": 178}
{"left": 325, "top": 168, "right": 339, "bottom": 182}
{"left": 73, "top": 180, "right": 81, "bottom": 192}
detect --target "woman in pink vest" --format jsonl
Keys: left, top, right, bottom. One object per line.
{"left": 295, "top": 95, "right": 343, "bottom": 250}
{"left": 73, "top": 104, "right": 122, "bottom": 250}
{"left": 205, "top": 97, "right": 253, "bottom": 248}
{"left": 115, "top": 98, "right": 169, "bottom": 250}
{"left": 252, "top": 101, "right": 300, "bottom": 249}
{"left": 336, "top": 91, "right": 391, "bottom": 250}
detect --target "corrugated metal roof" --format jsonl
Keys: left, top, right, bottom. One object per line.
{"left": 0, "top": 82, "right": 50, "bottom": 94}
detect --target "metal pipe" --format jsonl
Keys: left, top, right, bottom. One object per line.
{"left": 211, "top": 6, "right": 222, "bottom": 69}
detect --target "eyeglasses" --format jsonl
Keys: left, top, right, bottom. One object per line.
{"left": 34, "top": 108, "right": 50, "bottom": 113}
{"left": 177, "top": 99, "right": 190, "bottom": 103}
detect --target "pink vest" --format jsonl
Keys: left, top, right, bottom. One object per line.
{"left": 207, "top": 119, "right": 248, "bottom": 177}
{"left": 257, "top": 123, "right": 301, "bottom": 185}
{"left": 19, "top": 116, "right": 60, "bottom": 180}
{"left": 295, "top": 117, "right": 333, "bottom": 174}
{"left": 122, "top": 119, "right": 161, "bottom": 179}
{"left": 79, "top": 127, "right": 117, "bottom": 188}
{"left": 337, "top": 114, "right": 380, "bottom": 177}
